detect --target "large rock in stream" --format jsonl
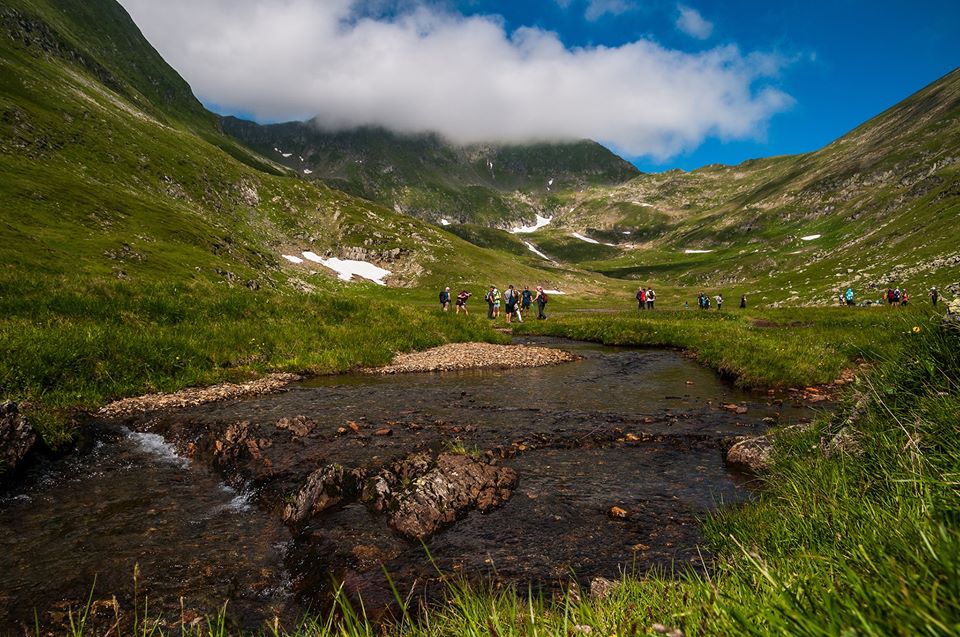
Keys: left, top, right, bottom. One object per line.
{"left": 0, "top": 401, "right": 36, "bottom": 475}
{"left": 383, "top": 452, "right": 518, "bottom": 539}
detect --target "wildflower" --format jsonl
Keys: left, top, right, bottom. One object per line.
{"left": 912, "top": 326, "right": 921, "bottom": 334}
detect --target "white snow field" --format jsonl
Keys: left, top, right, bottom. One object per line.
{"left": 523, "top": 242, "right": 551, "bottom": 260}
{"left": 301, "top": 251, "right": 391, "bottom": 285}
{"left": 510, "top": 215, "right": 553, "bottom": 234}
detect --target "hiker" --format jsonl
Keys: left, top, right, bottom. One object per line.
{"left": 697, "top": 293, "right": 704, "bottom": 309}
{"left": 455, "top": 290, "right": 471, "bottom": 315}
{"left": 439, "top": 287, "right": 451, "bottom": 312}
{"left": 845, "top": 288, "right": 855, "bottom": 306}
{"left": 521, "top": 286, "right": 533, "bottom": 312}
{"left": 493, "top": 286, "right": 502, "bottom": 318}
{"left": 646, "top": 288, "right": 655, "bottom": 310}
{"left": 535, "top": 286, "right": 548, "bottom": 320}
{"left": 901, "top": 289, "right": 909, "bottom": 306}
{"left": 485, "top": 286, "right": 496, "bottom": 319}
{"left": 636, "top": 287, "right": 646, "bottom": 310}
{"left": 703, "top": 294, "right": 710, "bottom": 310}
{"left": 504, "top": 285, "right": 516, "bottom": 323}
{"left": 739, "top": 294, "right": 746, "bottom": 309}
{"left": 715, "top": 293, "right": 723, "bottom": 310}
{"left": 931, "top": 287, "right": 939, "bottom": 306}
{"left": 684, "top": 301, "right": 690, "bottom": 310}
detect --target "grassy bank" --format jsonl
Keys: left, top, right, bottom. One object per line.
{"left": 54, "top": 310, "right": 960, "bottom": 635}
{"left": 0, "top": 274, "right": 505, "bottom": 446}
{"left": 514, "top": 306, "right": 926, "bottom": 388}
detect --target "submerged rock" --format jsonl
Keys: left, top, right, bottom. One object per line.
{"left": 726, "top": 435, "right": 774, "bottom": 472}
{"left": 0, "top": 401, "right": 36, "bottom": 475}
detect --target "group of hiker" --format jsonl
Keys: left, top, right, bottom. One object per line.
{"left": 635, "top": 287, "right": 656, "bottom": 309}
{"left": 438, "top": 285, "right": 550, "bottom": 320}
{"left": 840, "top": 286, "right": 942, "bottom": 307}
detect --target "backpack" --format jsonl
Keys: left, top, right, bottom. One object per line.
{"left": 540, "top": 291, "right": 549, "bottom": 303}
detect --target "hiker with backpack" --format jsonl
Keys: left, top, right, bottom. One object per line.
{"left": 504, "top": 285, "right": 517, "bottom": 323}
{"left": 636, "top": 287, "right": 646, "bottom": 310}
{"left": 846, "top": 288, "right": 855, "bottom": 306}
{"left": 439, "top": 287, "right": 451, "bottom": 311}
{"left": 740, "top": 294, "right": 747, "bottom": 309}
{"left": 492, "top": 286, "right": 502, "bottom": 318}
{"left": 485, "top": 286, "right": 496, "bottom": 319}
{"left": 647, "top": 288, "right": 655, "bottom": 309}
{"left": 715, "top": 293, "right": 723, "bottom": 310}
{"left": 455, "top": 290, "right": 471, "bottom": 315}
{"left": 535, "top": 286, "right": 548, "bottom": 320}
{"left": 932, "top": 287, "right": 939, "bottom": 306}
{"left": 521, "top": 286, "right": 533, "bottom": 312}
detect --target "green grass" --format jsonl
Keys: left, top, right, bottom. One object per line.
{"left": 514, "top": 306, "right": 925, "bottom": 388}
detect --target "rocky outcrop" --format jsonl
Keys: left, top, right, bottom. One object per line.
{"left": 357, "top": 452, "right": 517, "bottom": 539}
{"left": 726, "top": 435, "right": 774, "bottom": 473}
{"left": 283, "top": 464, "right": 363, "bottom": 525}
{"left": 388, "top": 453, "right": 517, "bottom": 539}
{"left": 0, "top": 401, "right": 36, "bottom": 475}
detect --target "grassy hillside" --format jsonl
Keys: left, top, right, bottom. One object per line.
{"left": 513, "top": 69, "right": 960, "bottom": 306}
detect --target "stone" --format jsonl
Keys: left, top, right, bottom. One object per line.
{"left": 388, "top": 453, "right": 518, "bottom": 539}
{"left": 283, "top": 464, "right": 361, "bottom": 524}
{"left": 589, "top": 577, "right": 620, "bottom": 599}
{"left": 726, "top": 435, "right": 774, "bottom": 472}
{"left": 0, "top": 401, "right": 36, "bottom": 475}
{"left": 608, "top": 506, "right": 628, "bottom": 518}
{"left": 347, "top": 421, "right": 361, "bottom": 433}
{"left": 275, "top": 415, "right": 314, "bottom": 438}
{"left": 373, "top": 428, "right": 393, "bottom": 436}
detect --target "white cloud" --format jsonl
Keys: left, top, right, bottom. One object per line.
{"left": 584, "top": 0, "right": 634, "bottom": 21}
{"left": 676, "top": 5, "right": 714, "bottom": 40}
{"left": 119, "top": 0, "right": 790, "bottom": 159}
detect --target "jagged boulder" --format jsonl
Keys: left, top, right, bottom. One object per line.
{"left": 387, "top": 452, "right": 518, "bottom": 539}
{"left": 0, "top": 401, "right": 36, "bottom": 475}
{"left": 726, "top": 435, "right": 774, "bottom": 473}
{"left": 283, "top": 464, "right": 363, "bottom": 524}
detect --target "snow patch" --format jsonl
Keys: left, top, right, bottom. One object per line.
{"left": 800, "top": 234, "right": 822, "bottom": 241}
{"left": 303, "top": 169, "right": 313, "bottom": 175}
{"left": 523, "top": 242, "right": 550, "bottom": 260}
{"left": 622, "top": 231, "right": 632, "bottom": 235}
{"left": 683, "top": 249, "right": 714, "bottom": 254}
{"left": 631, "top": 201, "right": 654, "bottom": 207}
{"left": 281, "top": 153, "right": 292, "bottom": 158}
{"left": 282, "top": 254, "right": 304, "bottom": 264}
{"left": 511, "top": 215, "right": 553, "bottom": 234}
{"left": 543, "top": 289, "right": 566, "bottom": 295}
{"left": 302, "top": 252, "right": 391, "bottom": 285}
{"left": 571, "top": 232, "right": 601, "bottom": 245}
{"left": 548, "top": 178, "right": 554, "bottom": 186}
{"left": 440, "top": 218, "right": 451, "bottom": 226}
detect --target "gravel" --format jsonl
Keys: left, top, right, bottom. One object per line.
{"left": 367, "top": 342, "right": 576, "bottom": 374}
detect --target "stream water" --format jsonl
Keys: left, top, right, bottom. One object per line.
{"left": 0, "top": 339, "right": 822, "bottom": 632}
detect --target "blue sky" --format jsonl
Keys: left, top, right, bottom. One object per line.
{"left": 124, "top": 0, "right": 959, "bottom": 172}
{"left": 453, "top": 0, "right": 959, "bottom": 171}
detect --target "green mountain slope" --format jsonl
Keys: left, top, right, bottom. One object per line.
{"left": 0, "top": 0, "right": 593, "bottom": 293}
{"left": 534, "top": 68, "right": 960, "bottom": 305}
{"left": 221, "top": 116, "right": 639, "bottom": 226}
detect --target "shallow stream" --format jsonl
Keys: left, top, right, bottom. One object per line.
{"left": 0, "top": 339, "right": 822, "bottom": 631}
